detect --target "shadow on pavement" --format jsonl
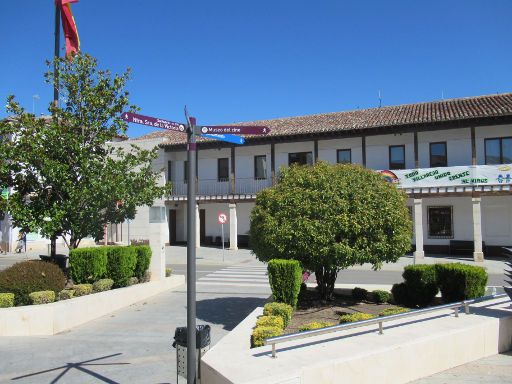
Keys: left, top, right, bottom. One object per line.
{"left": 197, "top": 296, "right": 268, "bottom": 331}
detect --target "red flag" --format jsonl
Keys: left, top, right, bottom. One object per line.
{"left": 55, "top": 0, "right": 80, "bottom": 58}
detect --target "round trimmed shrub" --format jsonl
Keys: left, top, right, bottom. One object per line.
{"left": 263, "top": 302, "right": 293, "bottom": 327}
{"left": 29, "top": 290, "right": 56, "bottom": 305}
{"left": 0, "top": 261, "right": 66, "bottom": 305}
{"left": 352, "top": 287, "right": 368, "bottom": 301}
{"left": 371, "top": 290, "right": 391, "bottom": 304}
{"left": 0, "top": 293, "right": 15, "bottom": 308}
{"left": 73, "top": 284, "right": 93, "bottom": 297}
{"left": 256, "top": 315, "right": 285, "bottom": 329}
{"left": 92, "top": 278, "right": 114, "bottom": 292}
{"left": 58, "top": 289, "right": 74, "bottom": 301}
{"left": 251, "top": 326, "right": 283, "bottom": 348}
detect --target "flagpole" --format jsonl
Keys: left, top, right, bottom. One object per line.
{"left": 51, "top": 3, "right": 61, "bottom": 257}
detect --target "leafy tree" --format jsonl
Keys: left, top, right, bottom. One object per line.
{"left": 250, "top": 162, "right": 412, "bottom": 300}
{"left": 0, "top": 53, "right": 171, "bottom": 253}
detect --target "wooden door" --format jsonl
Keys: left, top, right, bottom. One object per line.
{"left": 200, "top": 209, "right": 206, "bottom": 245}
{"left": 168, "top": 209, "right": 177, "bottom": 245}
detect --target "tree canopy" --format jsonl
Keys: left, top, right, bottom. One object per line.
{"left": 0, "top": 53, "right": 171, "bottom": 251}
{"left": 250, "top": 162, "right": 412, "bottom": 299}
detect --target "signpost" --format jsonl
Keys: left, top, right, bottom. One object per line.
{"left": 122, "top": 110, "right": 269, "bottom": 384}
{"left": 218, "top": 212, "right": 228, "bottom": 262}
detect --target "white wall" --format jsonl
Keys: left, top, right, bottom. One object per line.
{"left": 481, "top": 195, "right": 512, "bottom": 245}
{"left": 418, "top": 128, "right": 472, "bottom": 167}
{"left": 475, "top": 124, "right": 512, "bottom": 165}
{"left": 318, "top": 137, "right": 364, "bottom": 165}
{"left": 366, "top": 133, "right": 415, "bottom": 170}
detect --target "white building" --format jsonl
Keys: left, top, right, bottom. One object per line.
{"left": 2, "top": 93, "right": 511, "bottom": 260}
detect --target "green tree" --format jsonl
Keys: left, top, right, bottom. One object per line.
{"left": 0, "top": 53, "right": 171, "bottom": 254}
{"left": 250, "top": 162, "right": 412, "bottom": 300}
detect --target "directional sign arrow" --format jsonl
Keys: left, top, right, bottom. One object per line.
{"left": 195, "top": 125, "right": 270, "bottom": 135}
{"left": 199, "top": 133, "right": 245, "bottom": 145}
{"left": 122, "top": 112, "right": 186, "bottom": 133}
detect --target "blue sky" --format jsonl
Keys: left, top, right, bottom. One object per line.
{"left": 1, "top": 0, "right": 511, "bottom": 137}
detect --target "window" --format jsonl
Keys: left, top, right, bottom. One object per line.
{"left": 337, "top": 149, "right": 352, "bottom": 164}
{"left": 254, "top": 155, "right": 267, "bottom": 179}
{"left": 429, "top": 142, "right": 447, "bottom": 167}
{"left": 167, "top": 161, "right": 173, "bottom": 182}
{"left": 428, "top": 206, "right": 453, "bottom": 239}
{"left": 149, "top": 207, "right": 166, "bottom": 223}
{"left": 389, "top": 145, "right": 405, "bottom": 170}
{"left": 485, "top": 137, "right": 512, "bottom": 164}
{"left": 183, "top": 161, "right": 188, "bottom": 183}
{"left": 288, "top": 152, "right": 313, "bottom": 166}
{"left": 218, "top": 158, "right": 229, "bottom": 182}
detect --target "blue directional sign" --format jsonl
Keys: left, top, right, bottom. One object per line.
{"left": 199, "top": 133, "right": 245, "bottom": 145}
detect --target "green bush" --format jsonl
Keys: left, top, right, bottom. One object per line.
{"left": 73, "top": 284, "right": 93, "bottom": 297}
{"left": 251, "top": 326, "right": 283, "bottom": 348}
{"left": 92, "top": 278, "right": 114, "bottom": 292}
{"left": 299, "top": 321, "right": 335, "bottom": 332}
{"left": 58, "top": 289, "right": 74, "bottom": 301}
{"left": 29, "top": 290, "right": 56, "bottom": 305}
{"left": 105, "top": 246, "right": 137, "bottom": 287}
{"left": 141, "top": 271, "right": 152, "bottom": 282}
{"left": 263, "top": 302, "right": 293, "bottom": 327}
{"left": 267, "top": 259, "right": 302, "bottom": 308}
{"left": 370, "top": 290, "right": 391, "bottom": 304}
{"left": 132, "top": 245, "right": 152, "bottom": 279}
{"left": 0, "top": 261, "right": 66, "bottom": 305}
{"left": 391, "top": 283, "right": 411, "bottom": 307}
{"left": 352, "top": 287, "right": 368, "bottom": 301}
{"left": 256, "top": 315, "right": 285, "bottom": 329}
{"left": 69, "top": 247, "right": 108, "bottom": 283}
{"left": 379, "top": 306, "right": 410, "bottom": 316}
{"left": 0, "top": 293, "right": 15, "bottom": 308}
{"left": 339, "top": 312, "right": 375, "bottom": 324}
{"left": 165, "top": 268, "right": 172, "bottom": 277}
{"left": 402, "top": 264, "right": 438, "bottom": 307}
{"left": 435, "top": 263, "right": 488, "bottom": 302}
{"left": 126, "top": 277, "right": 139, "bottom": 286}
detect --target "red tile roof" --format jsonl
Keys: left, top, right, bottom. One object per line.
{"left": 135, "top": 93, "right": 512, "bottom": 145}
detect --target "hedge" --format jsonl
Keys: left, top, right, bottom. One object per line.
{"left": 339, "top": 312, "right": 375, "bottom": 324}
{"left": 131, "top": 245, "right": 152, "bottom": 280}
{"left": 267, "top": 259, "right": 302, "bottom": 308}
{"left": 0, "top": 261, "right": 66, "bottom": 305}
{"left": 69, "top": 247, "right": 108, "bottom": 284}
{"left": 105, "top": 246, "right": 137, "bottom": 287}
{"left": 435, "top": 263, "right": 488, "bottom": 302}
{"left": 263, "top": 302, "right": 293, "bottom": 327}
{"left": 92, "top": 279, "right": 114, "bottom": 292}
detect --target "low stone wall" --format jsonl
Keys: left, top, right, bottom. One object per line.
{"left": 0, "top": 275, "right": 185, "bottom": 336}
{"left": 201, "top": 297, "right": 512, "bottom": 384}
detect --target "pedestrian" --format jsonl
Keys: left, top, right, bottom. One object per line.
{"left": 15, "top": 232, "right": 24, "bottom": 253}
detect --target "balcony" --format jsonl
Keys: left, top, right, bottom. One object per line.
{"left": 168, "top": 164, "right": 512, "bottom": 198}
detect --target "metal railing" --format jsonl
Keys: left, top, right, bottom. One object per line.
{"left": 264, "top": 293, "right": 508, "bottom": 358}
{"left": 170, "top": 177, "right": 273, "bottom": 196}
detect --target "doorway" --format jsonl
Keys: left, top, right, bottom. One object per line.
{"left": 200, "top": 209, "right": 206, "bottom": 246}
{"left": 168, "top": 209, "right": 177, "bottom": 245}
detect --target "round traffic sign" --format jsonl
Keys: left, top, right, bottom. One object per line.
{"left": 218, "top": 212, "right": 228, "bottom": 224}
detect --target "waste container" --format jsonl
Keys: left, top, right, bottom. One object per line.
{"left": 172, "top": 325, "right": 211, "bottom": 383}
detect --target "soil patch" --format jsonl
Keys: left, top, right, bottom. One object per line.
{"left": 285, "top": 289, "right": 396, "bottom": 334}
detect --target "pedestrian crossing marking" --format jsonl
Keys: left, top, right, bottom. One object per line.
{"left": 197, "top": 265, "right": 270, "bottom": 288}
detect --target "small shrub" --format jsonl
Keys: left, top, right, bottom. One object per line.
{"left": 29, "top": 290, "right": 56, "bottom": 305}
{"left": 132, "top": 245, "right": 152, "bottom": 279}
{"left": 379, "top": 306, "right": 410, "bottom": 316}
{"left": 352, "top": 287, "right": 368, "bottom": 301}
{"left": 105, "top": 246, "right": 137, "bottom": 287}
{"left": 69, "top": 247, "right": 107, "bottom": 283}
{"left": 251, "top": 326, "right": 283, "bottom": 348}
{"left": 299, "top": 321, "right": 335, "bottom": 332}
{"left": 402, "top": 264, "right": 438, "bottom": 307}
{"left": 391, "top": 283, "right": 412, "bottom": 307}
{"left": 435, "top": 263, "right": 488, "bottom": 302}
{"left": 263, "top": 302, "right": 293, "bottom": 327}
{"left": 166, "top": 268, "right": 172, "bottom": 277}
{"left": 267, "top": 259, "right": 302, "bottom": 308}
{"left": 0, "top": 261, "right": 66, "bottom": 305}
{"left": 127, "top": 277, "right": 139, "bottom": 286}
{"left": 92, "top": 279, "right": 114, "bottom": 292}
{"left": 140, "top": 271, "right": 152, "bottom": 283}
{"left": 339, "top": 312, "right": 375, "bottom": 324}
{"left": 58, "top": 289, "right": 74, "bottom": 301}
{"left": 0, "top": 293, "right": 15, "bottom": 308}
{"left": 370, "top": 290, "right": 392, "bottom": 304}
{"left": 73, "top": 284, "right": 93, "bottom": 297}
{"left": 256, "top": 315, "right": 284, "bottom": 329}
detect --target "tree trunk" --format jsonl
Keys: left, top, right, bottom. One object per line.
{"left": 50, "top": 235, "right": 57, "bottom": 257}
{"left": 314, "top": 266, "right": 338, "bottom": 301}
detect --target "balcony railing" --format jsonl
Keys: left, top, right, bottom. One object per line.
{"left": 168, "top": 164, "right": 512, "bottom": 197}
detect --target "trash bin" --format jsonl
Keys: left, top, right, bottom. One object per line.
{"left": 172, "top": 325, "right": 211, "bottom": 383}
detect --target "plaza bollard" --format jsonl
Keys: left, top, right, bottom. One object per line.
{"left": 172, "top": 325, "right": 211, "bottom": 383}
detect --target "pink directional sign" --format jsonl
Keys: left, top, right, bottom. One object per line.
{"left": 197, "top": 125, "right": 270, "bottom": 135}
{"left": 122, "top": 112, "right": 186, "bottom": 132}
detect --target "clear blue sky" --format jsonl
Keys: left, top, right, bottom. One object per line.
{"left": 1, "top": 0, "right": 511, "bottom": 138}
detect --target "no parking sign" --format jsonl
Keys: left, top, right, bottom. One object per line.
{"left": 218, "top": 212, "right": 228, "bottom": 225}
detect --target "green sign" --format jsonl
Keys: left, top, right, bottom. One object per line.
{"left": 1, "top": 188, "right": 8, "bottom": 200}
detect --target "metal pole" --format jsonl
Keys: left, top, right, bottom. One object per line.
{"left": 221, "top": 223, "right": 225, "bottom": 262}
{"left": 127, "top": 219, "right": 130, "bottom": 246}
{"left": 186, "top": 111, "right": 197, "bottom": 384}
